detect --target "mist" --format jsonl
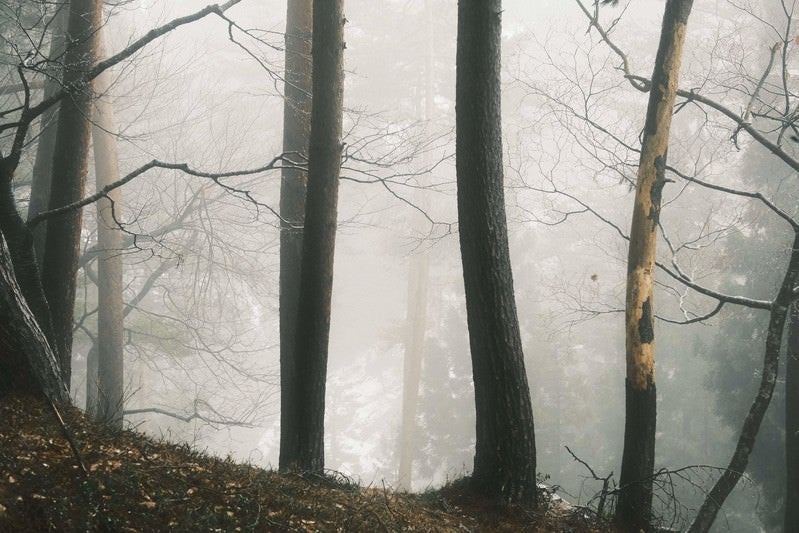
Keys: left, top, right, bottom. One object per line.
{"left": 2, "top": 0, "right": 795, "bottom": 530}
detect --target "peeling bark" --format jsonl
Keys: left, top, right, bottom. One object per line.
{"left": 617, "top": 1, "right": 693, "bottom": 530}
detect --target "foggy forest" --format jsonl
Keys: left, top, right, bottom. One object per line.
{"left": 1, "top": 0, "right": 798, "bottom": 531}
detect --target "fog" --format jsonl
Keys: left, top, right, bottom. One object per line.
{"left": 6, "top": 0, "right": 795, "bottom": 530}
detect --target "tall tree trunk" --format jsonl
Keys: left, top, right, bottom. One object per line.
{"left": 291, "top": 0, "right": 345, "bottom": 472}
{"left": 689, "top": 233, "right": 799, "bottom": 532}
{"left": 90, "top": 30, "right": 124, "bottom": 429}
{"left": 0, "top": 9, "right": 64, "bottom": 374}
{"left": 40, "top": 0, "right": 102, "bottom": 385}
{"left": 616, "top": 1, "right": 693, "bottom": 530}
{"left": 28, "top": 5, "right": 69, "bottom": 269}
{"left": 278, "top": 0, "right": 313, "bottom": 471}
{"left": 456, "top": 0, "right": 537, "bottom": 504}
{"left": 787, "top": 300, "right": 799, "bottom": 532}
{"left": 397, "top": 0, "right": 434, "bottom": 491}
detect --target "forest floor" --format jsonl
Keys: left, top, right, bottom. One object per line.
{"left": 0, "top": 393, "right": 612, "bottom": 532}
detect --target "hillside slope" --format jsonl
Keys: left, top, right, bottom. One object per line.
{"left": 0, "top": 394, "right": 609, "bottom": 532}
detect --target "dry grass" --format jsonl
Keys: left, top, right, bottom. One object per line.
{"left": 0, "top": 393, "right": 612, "bottom": 532}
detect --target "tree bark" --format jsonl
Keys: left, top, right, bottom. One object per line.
{"left": 40, "top": 0, "right": 102, "bottom": 384}
{"left": 278, "top": 0, "right": 313, "bottom": 472}
{"left": 616, "top": 1, "right": 693, "bottom": 530}
{"left": 786, "top": 301, "right": 799, "bottom": 532}
{"left": 291, "top": 0, "right": 345, "bottom": 472}
{"left": 28, "top": 5, "right": 69, "bottom": 269}
{"left": 90, "top": 29, "right": 125, "bottom": 429}
{"left": 0, "top": 165, "right": 55, "bottom": 359}
{"left": 456, "top": 0, "right": 537, "bottom": 504}
{"left": 0, "top": 232, "right": 67, "bottom": 404}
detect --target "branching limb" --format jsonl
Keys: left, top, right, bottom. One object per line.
{"left": 574, "top": 0, "right": 648, "bottom": 91}
{"left": 734, "top": 41, "right": 782, "bottom": 147}
{"left": 124, "top": 403, "right": 255, "bottom": 429}
{"left": 26, "top": 154, "right": 289, "bottom": 228}
{"left": 526, "top": 180, "right": 774, "bottom": 311}
{"left": 576, "top": 1, "right": 799, "bottom": 175}
{"left": 21, "top": 0, "right": 245, "bottom": 125}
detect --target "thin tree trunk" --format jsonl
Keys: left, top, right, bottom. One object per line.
{"left": 397, "top": 0, "right": 434, "bottom": 491}
{"left": 786, "top": 300, "right": 799, "bottom": 532}
{"left": 689, "top": 233, "right": 799, "bottom": 532}
{"left": 40, "top": 0, "right": 102, "bottom": 384}
{"left": 397, "top": 252, "right": 429, "bottom": 490}
{"left": 90, "top": 30, "right": 124, "bottom": 429}
{"left": 28, "top": 5, "right": 69, "bottom": 269}
{"left": 616, "top": 1, "right": 693, "bottom": 530}
{"left": 292, "top": 0, "right": 345, "bottom": 472}
{"left": 279, "top": 0, "right": 313, "bottom": 471}
{"left": 85, "top": 343, "right": 98, "bottom": 416}
{"left": 456, "top": 0, "right": 537, "bottom": 504}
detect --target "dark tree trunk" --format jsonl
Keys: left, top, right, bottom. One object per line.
{"left": 0, "top": 168, "right": 55, "bottom": 356}
{"left": 787, "top": 301, "right": 799, "bottom": 532}
{"left": 689, "top": 233, "right": 799, "bottom": 532}
{"left": 279, "top": 0, "right": 313, "bottom": 472}
{"left": 616, "top": 1, "right": 693, "bottom": 530}
{"left": 456, "top": 0, "right": 537, "bottom": 504}
{"left": 40, "top": 0, "right": 102, "bottom": 384}
{"left": 28, "top": 6, "right": 69, "bottom": 269}
{"left": 291, "top": 0, "right": 345, "bottom": 472}
{"left": 0, "top": 233, "right": 67, "bottom": 404}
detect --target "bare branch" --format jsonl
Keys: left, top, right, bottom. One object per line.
{"left": 124, "top": 405, "right": 254, "bottom": 428}
{"left": 577, "top": 1, "right": 799, "bottom": 175}
{"left": 27, "top": 154, "right": 288, "bottom": 228}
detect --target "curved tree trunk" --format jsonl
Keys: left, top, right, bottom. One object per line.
{"left": 0, "top": 170, "right": 55, "bottom": 355}
{"left": 616, "top": 1, "right": 693, "bottom": 530}
{"left": 278, "top": 0, "right": 313, "bottom": 471}
{"left": 40, "top": 0, "right": 102, "bottom": 384}
{"left": 291, "top": 0, "right": 345, "bottom": 472}
{"left": 688, "top": 233, "right": 799, "bottom": 532}
{"left": 456, "top": 0, "right": 537, "bottom": 504}
{"left": 0, "top": 233, "right": 67, "bottom": 404}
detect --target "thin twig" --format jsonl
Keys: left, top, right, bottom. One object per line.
{"left": 45, "top": 395, "right": 89, "bottom": 479}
